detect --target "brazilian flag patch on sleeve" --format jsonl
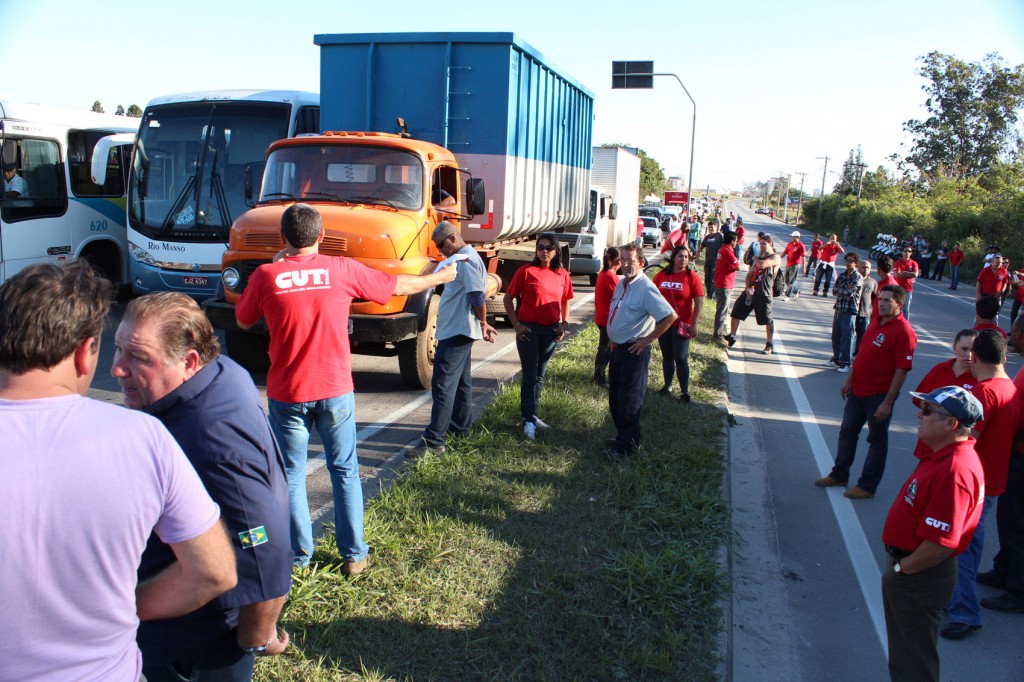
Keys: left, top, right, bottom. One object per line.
{"left": 239, "top": 526, "right": 268, "bottom": 549}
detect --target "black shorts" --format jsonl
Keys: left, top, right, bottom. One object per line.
{"left": 731, "top": 295, "right": 773, "bottom": 326}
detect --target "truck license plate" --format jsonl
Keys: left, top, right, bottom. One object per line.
{"left": 183, "top": 276, "right": 209, "bottom": 286}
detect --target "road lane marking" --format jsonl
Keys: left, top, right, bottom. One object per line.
{"left": 768, "top": 333, "right": 889, "bottom": 658}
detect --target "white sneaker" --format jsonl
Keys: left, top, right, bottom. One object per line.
{"left": 836, "top": 365, "right": 850, "bottom": 373}
{"left": 794, "top": 291, "right": 800, "bottom": 299}
{"left": 823, "top": 360, "right": 838, "bottom": 368}
{"left": 524, "top": 421, "right": 537, "bottom": 440}
{"left": 783, "top": 295, "right": 790, "bottom": 302}
{"left": 533, "top": 417, "right": 551, "bottom": 430}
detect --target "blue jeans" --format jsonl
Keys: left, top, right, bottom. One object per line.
{"left": 902, "top": 290, "right": 913, "bottom": 321}
{"left": 831, "top": 312, "right": 856, "bottom": 368}
{"left": 609, "top": 343, "right": 651, "bottom": 450}
{"left": 951, "top": 265, "right": 961, "bottom": 289}
{"left": 948, "top": 496, "right": 995, "bottom": 626}
{"left": 814, "top": 262, "right": 834, "bottom": 294}
{"left": 658, "top": 330, "right": 692, "bottom": 394}
{"left": 829, "top": 392, "right": 892, "bottom": 494}
{"left": 269, "top": 393, "right": 367, "bottom": 566}
{"left": 785, "top": 264, "right": 801, "bottom": 296}
{"left": 423, "top": 335, "right": 475, "bottom": 447}
{"left": 516, "top": 322, "right": 559, "bottom": 423}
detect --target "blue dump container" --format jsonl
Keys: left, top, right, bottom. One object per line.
{"left": 314, "top": 32, "right": 594, "bottom": 242}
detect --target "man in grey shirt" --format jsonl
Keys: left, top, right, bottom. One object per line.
{"left": 606, "top": 243, "right": 677, "bottom": 456}
{"left": 855, "top": 259, "right": 878, "bottom": 356}
{"left": 408, "top": 222, "right": 498, "bottom": 458}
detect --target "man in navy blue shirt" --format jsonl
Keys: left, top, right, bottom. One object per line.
{"left": 112, "top": 292, "right": 292, "bottom": 680}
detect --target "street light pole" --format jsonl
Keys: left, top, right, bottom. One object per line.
{"left": 775, "top": 170, "right": 786, "bottom": 218}
{"left": 816, "top": 155, "right": 830, "bottom": 203}
{"left": 782, "top": 173, "right": 793, "bottom": 224}
{"left": 794, "top": 172, "right": 807, "bottom": 226}
{"left": 611, "top": 64, "right": 696, "bottom": 214}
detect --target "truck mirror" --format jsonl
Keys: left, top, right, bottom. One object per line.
{"left": 244, "top": 165, "right": 254, "bottom": 206}
{"left": 467, "top": 178, "right": 486, "bottom": 216}
{"left": 609, "top": 202, "right": 618, "bottom": 221}
{"left": 244, "top": 161, "right": 267, "bottom": 207}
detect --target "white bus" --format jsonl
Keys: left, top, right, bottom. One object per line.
{"left": 121, "top": 90, "right": 319, "bottom": 299}
{"left": 0, "top": 102, "right": 139, "bottom": 284}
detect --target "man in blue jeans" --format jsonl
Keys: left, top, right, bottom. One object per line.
{"left": 407, "top": 222, "right": 498, "bottom": 458}
{"left": 816, "top": 285, "right": 917, "bottom": 499}
{"left": 237, "top": 204, "right": 455, "bottom": 574}
{"left": 823, "top": 253, "right": 863, "bottom": 373}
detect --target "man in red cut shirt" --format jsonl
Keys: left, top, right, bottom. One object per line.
{"left": 812, "top": 233, "right": 845, "bottom": 297}
{"left": 976, "top": 254, "right": 1009, "bottom": 315}
{"left": 977, "top": 316, "right": 1024, "bottom": 615}
{"left": 780, "top": 231, "right": 806, "bottom": 300}
{"left": 805, "top": 233, "right": 824, "bottom": 277}
{"left": 893, "top": 246, "right": 921, "bottom": 321}
{"left": 941, "top": 330, "right": 1021, "bottom": 640}
{"left": 713, "top": 232, "right": 740, "bottom": 340}
{"left": 948, "top": 243, "right": 965, "bottom": 290}
{"left": 236, "top": 204, "right": 456, "bottom": 573}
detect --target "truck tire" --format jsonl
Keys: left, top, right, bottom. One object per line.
{"left": 398, "top": 295, "right": 439, "bottom": 389}
{"left": 225, "top": 331, "right": 271, "bottom": 372}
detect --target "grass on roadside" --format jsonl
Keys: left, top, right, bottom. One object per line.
{"left": 255, "top": 316, "right": 730, "bottom": 681}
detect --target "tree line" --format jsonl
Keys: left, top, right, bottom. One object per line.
{"left": 91, "top": 100, "right": 143, "bottom": 117}
{"left": 802, "top": 51, "right": 1024, "bottom": 279}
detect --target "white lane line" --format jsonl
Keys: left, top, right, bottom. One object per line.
{"left": 305, "top": 293, "right": 596, "bottom": 476}
{"left": 769, "top": 333, "right": 889, "bottom": 658}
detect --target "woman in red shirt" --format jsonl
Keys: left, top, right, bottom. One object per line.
{"left": 592, "top": 247, "right": 620, "bottom": 388}
{"left": 653, "top": 245, "right": 705, "bottom": 402}
{"left": 504, "top": 234, "right": 575, "bottom": 439}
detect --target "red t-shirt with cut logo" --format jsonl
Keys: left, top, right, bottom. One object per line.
{"left": 893, "top": 258, "right": 920, "bottom": 292}
{"left": 820, "top": 242, "right": 844, "bottom": 264}
{"left": 882, "top": 439, "right": 984, "bottom": 556}
{"left": 969, "top": 376, "right": 1021, "bottom": 496}
{"left": 594, "top": 268, "right": 620, "bottom": 326}
{"left": 653, "top": 268, "right": 705, "bottom": 325}
{"left": 236, "top": 253, "right": 397, "bottom": 403}
{"left": 714, "top": 245, "right": 740, "bottom": 290}
{"left": 851, "top": 314, "right": 917, "bottom": 397}
{"left": 505, "top": 265, "right": 574, "bottom": 325}
{"left": 977, "top": 266, "right": 1009, "bottom": 297}
{"left": 782, "top": 241, "right": 806, "bottom": 267}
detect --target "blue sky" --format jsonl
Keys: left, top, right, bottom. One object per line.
{"left": 3, "top": 0, "right": 1022, "bottom": 191}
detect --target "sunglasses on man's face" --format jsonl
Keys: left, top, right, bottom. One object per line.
{"left": 921, "top": 404, "right": 951, "bottom": 418}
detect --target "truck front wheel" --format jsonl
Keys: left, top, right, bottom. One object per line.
{"left": 225, "top": 331, "right": 271, "bottom": 372}
{"left": 398, "top": 295, "right": 439, "bottom": 390}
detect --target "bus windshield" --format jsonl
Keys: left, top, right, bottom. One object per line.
{"left": 129, "top": 101, "right": 290, "bottom": 241}
{"left": 260, "top": 145, "right": 424, "bottom": 211}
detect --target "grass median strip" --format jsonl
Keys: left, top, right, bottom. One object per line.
{"left": 256, "top": 318, "right": 730, "bottom": 681}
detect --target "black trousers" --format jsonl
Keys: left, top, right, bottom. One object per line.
{"left": 594, "top": 324, "right": 611, "bottom": 380}
{"left": 992, "top": 455, "right": 1024, "bottom": 596}
{"left": 608, "top": 343, "right": 651, "bottom": 450}
{"left": 882, "top": 554, "right": 957, "bottom": 682}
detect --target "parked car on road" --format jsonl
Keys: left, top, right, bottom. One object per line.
{"left": 641, "top": 217, "right": 663, "bottom": 248}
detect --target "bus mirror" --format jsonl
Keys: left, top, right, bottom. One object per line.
{"left": 90, "top": 132, "right": 136, "bottom": 186}
{"left": 609, "top": 202, "right": 618, "bottom": 220}
{"left": 467, "top": 178, "right": 486, "bottom": 216}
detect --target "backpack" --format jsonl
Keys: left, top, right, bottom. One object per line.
{"left": 743, "top": 243, "right": 756, "bottom": 266}
{"left": 772, "top": 266, "right": 784, "bottom": 298}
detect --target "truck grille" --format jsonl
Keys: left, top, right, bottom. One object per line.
{"left": 236, "top": 259, "right": 270, "bottom": 293}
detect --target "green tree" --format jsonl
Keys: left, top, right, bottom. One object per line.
{"left": 638, "top": 150, "right": 669, "bottom": 197}
{"left": 126, "top": 104, "right": 143, "bottom": 117}
{"left": 91, "top": 100, "right": 104, "bottom": 113}
{"left": 833, "top": 146, "right": 864, "bottom": 195}
{"left": 115, "top": 104, "right": 125, "bottom": 116}
{"left": 902, "top": 52, "right": 1024, "bottom": 182}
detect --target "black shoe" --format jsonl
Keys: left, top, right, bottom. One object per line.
{"left": 593, "top": 375, "right": 609, "bottom": 388}
{"left": 725, "top": 334, "right": 737, "bottom": 348}
{"left": 940, "top": 622, "right": 981, "bottom": 640}
{"left": 762, "top": 343, "right": 774, "bottom": 355}
{"left": 812, "top": 291, "right": 819, "bottom": 296}
{"left": 981, "top": 593, "right": 1024, "bottom": 613}
{"left": 658, "top": 386, "right": 672, "bottom": 396}
{"left": 680, "top": 393, "right": 691, "bottom": 403}
{"left": 977, "top": 570, "right": 1007, "bottom": 588}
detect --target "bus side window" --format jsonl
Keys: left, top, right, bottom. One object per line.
{"left": 1, "top": 138, "right": 67, "bottom": 222}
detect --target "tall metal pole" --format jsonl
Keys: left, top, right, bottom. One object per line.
{"left": 775, "top": 170, "right": 786, "bottom": 218}
{"left": 816, "top": 155, "right": 830, "bottom": 203}
{"left": 782, "top": 173, "right": 792, "bottom": 223}
{"left": 794, "top": 172, "right": 807, "bottom": 226}
{"left": 650, "top": 73, "right": 696, "bottom": 217}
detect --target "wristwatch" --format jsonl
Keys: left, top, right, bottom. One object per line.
{"left": 893, "top": 561, "right": 902, "bottom": 574}
{"left": 241, "top": 639, "right": 272, "bottom": 655}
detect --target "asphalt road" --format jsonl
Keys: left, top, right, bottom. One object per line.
{"left": 724, "top": 203, "right": 1024, "bottom": 681}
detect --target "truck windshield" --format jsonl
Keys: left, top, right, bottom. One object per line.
{"left": 129, "top": 101, "right": 290, "bottom": 241}
{"left": 260, "top": 144, "right": 423, "bottom": 210}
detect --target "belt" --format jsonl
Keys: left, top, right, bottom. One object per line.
{"left": 885, "top": 544, "right": 912, "bottom": 560}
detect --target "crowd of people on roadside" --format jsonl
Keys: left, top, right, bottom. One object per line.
{"left": 6, "top": 197, "right": 1024, "bottom": 681}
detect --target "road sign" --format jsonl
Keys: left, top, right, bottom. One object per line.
{"left": 612, "top": 61, "right": 654, "bottom": 89}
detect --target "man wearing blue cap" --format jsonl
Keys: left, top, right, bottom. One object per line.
{"left": 881, "top": 385, "right": 985, "bottom": 682}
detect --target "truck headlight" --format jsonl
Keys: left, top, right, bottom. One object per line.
{"left": 222, "top": 267, "right": 240, "bottom": 290}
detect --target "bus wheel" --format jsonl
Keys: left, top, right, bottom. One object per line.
{"left": 398, "top": 295, "right": 439, "bottom": 390}
{"left": 225, "top": 331, "right": 271, "bottom": 372}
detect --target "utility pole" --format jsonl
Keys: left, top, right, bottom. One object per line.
{"left": 782, "top": 173, "right": 793, "bottom": 224}
{"left": 794, "top": 172, "right": 807, "bottom": 226}
{"left": 854, "top": 162, "right": 868, "bottom": 204}
{"left": 775, "top": 170, "right": 786, "bottom": 218}
{"left": 816, "top": 156, "right": 830, "bottom": 203}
